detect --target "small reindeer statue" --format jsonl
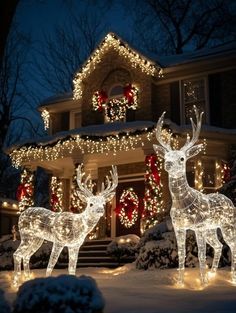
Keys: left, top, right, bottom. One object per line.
{"left": 153, "top": 107, "right": 236, "bottom": 286}
{"left": 13, "top": 165, "right": 118, "bottom": 286}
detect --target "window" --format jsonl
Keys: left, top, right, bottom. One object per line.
{"left": 182, "top": 78, "right": 207, "bottom": 124}
{"left": 51, "top": 112, "right": 70, "bottom": 134}
{"left": 109, "top": 85, "right": 123, "bottom": 97}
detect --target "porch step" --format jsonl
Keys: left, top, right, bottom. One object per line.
{"left": 76, "top": 239, "right": 135, "bottom": 268}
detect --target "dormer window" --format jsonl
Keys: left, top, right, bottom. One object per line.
{"left": 92, "top": 84, "right": 139, "bottom": 123}
{"left": 109, "top": 85, "right": 123, "bottom": 98}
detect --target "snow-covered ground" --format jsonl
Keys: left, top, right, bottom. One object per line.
{"left": 1, "top": 264, "right": 236, "bottom": 313}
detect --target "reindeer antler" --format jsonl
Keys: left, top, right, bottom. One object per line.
{"left": 156, "top": 112, "right": 172, "bottom": 152}
{"left": 100, "top": 165, "right": 118, "bottom": 198}
{"left": 76, "top": 165, "right": 94, "bottom": 197}
{"left": 181, "top": 106, "right": 203, "bottom": 152}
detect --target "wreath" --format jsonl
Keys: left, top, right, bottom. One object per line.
{"left": 115, "top": 188, "right": 139, "bottom": 228}
{"left": 92, "top": 84, "right": 139, "bottom": 122}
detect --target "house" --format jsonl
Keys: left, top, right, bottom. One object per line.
{"left": 7, "top": 33, "right": 236, "bottom": 239}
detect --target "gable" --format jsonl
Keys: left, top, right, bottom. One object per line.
{"left": 73, "top": 33, "right": 162, "bottom": 100}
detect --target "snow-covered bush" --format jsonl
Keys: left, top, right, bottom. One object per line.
{"left": 107, "top": 234, "right": 140, "bottom": 264}
{"left": 0, "top": 289, "right": 11, "bottom": 313}
{"left": 136, "top": 221, "right": 231, "bottom": 270}
{"left": 12, "top": 275, "right": 105, "bottom": 313}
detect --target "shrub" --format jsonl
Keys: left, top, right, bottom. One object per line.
{"left": 136, "top": 221, "right": 231, "bottom": 270}
{"left": 12, "top": 275, "right": 105, "bottom": 313}
{"left": 107, "top": 234, "right": 140, "bottom": 264}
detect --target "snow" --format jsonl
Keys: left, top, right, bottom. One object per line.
{"left": 7, "top": 120, "right": 155, "bottom": 152}
{"left": 158, "top": 40, "right": 236, "bottom": 67}
{"left": 1, "top": 265, "right": 236, "bottom": 313}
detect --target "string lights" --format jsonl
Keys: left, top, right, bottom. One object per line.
{"left": 116, "top": 188, "right": 139, "bottom": 228}
{"left": 73, "top": 33, "right": 160, "bottom": 100}
{"left": 41, "top": 109, "right": 50, "bottom": 130}
{"left": 50, "top": 176, "right": 63, "bottom": 212}
{"left": 10, "top": 128, "right": 156, "bottom": 168}
{"left": 13, "top": 165, "right": 118, "bottom": 286}
{"left": 194, "top": 160, "right": 204, "bottom": 192}
{"left": 141, "top": 154, "right": 164, "bottom": 233}
{"left": 92, "top": 84, "right": 139, "bottom": 122}
{"left": 154, "top": 106, "right": 236, "bottom": 286}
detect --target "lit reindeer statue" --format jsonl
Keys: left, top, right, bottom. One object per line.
{"left": 13, "top": 165, "right": 118, "bottom": 286}
{"left": 154, "top": 107, "right": 236, "bottom": 286}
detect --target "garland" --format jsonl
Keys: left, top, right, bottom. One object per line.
{"left": 16, "top": 169, "right": 34, "bottom": 213}
{"left": 115, "top": 188, "right": 139, "bottom": 228}
{"left": 141, "top": 154, "right": 164, "bottom": 233}
{"left": 50, "top": 176, "right": 63, "bottom": 212}
{"left": 92, "top": 84, "right": 139, "bottom": 122}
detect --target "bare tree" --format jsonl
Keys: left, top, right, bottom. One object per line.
{"left": 31, "top": 3, "right": 109, "bottom": 96}
{"left": 128, "top": 0, "right": 236, "bottom": 55}
{"left": 0, "top": 25, "right": 44, "bottom": 197}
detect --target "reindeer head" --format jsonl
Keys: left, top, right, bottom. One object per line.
{"left": 76, "top": 165, "right": 118, "bottom": 216}
{"left": 153, "top": 106, "right": 204, "bottom": 178}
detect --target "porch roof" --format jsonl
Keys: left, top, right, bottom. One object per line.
{"left": 9, "top": 121, "right": 156, "bottom": 151}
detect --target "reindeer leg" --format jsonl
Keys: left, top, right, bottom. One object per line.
{"left": 174, "top": 228, "right": 186, "bottom": 285}
{"left": 13, "top": 235, "right": 31, "bottom": 286}
{"left": 205, "top": 229, "right": 222, "bottom": 275}
{"left": 23, "top": 238, "right": 44, "bottom": 279}
{"left": 68, "top": 246, "right": 81, "bottom": 275}
{"left": 231, "top": 245, "right": 236, "bottom": 283}
{"left": 46, "top": 243, "right": 64, "bottom": 276}
{"left": 195, "top": 230, "right": 208, "bottom": 285}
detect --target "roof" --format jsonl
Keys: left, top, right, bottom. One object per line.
{"left": 40, "top": 35, "right": 236, "bottom": 107}
{"left": 39, "top": 92, "right": 73, "bottom": 108}
{"left": 7, "top": 121, "right": 156, "bottom": 152}
{"left": 73, "top": 32, "right": 162, "bottom": 100}
{"left": 157, "top": 40, "right": 236, "bottom": 67}
{"left": 7, "top": 119, "right": 236, "bottom": 153}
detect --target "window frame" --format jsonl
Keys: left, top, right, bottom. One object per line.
{"left": 70, "top": 109, "right": 82, "bottom": 130}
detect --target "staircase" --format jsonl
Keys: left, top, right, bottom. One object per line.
{"left": 77, "top": 239, "right": 135, "bottom": 268}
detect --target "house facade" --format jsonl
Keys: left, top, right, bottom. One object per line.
{"left": 8, "top": 33, "right": 236, "bottom": 239}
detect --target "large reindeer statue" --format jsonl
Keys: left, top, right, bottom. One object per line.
{"left": 154, "top": 107, "right": 236, "bottom": 286}
{"left": 13, "top": 165, "right": 118, "bottom": 286}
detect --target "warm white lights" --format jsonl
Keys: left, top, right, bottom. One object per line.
{"left": 117, "top": 188, "right": 139, "bottom": 228}
{"left": 13, "top": 165, "right": 118, "bottom": 286}
{"left": 41, "top": 109, "right": 50, "bottom": 130}
{"left": 73, "top": 33, "right": 159, "bottom": 100}
{"left": 10, "top": 128, "right": 156, "bottom": 168}
{"left": 154, "top": 106, "right": 236, "bottom": 286}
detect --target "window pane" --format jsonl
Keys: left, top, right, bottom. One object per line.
{"left": 183, "top": 79, "right": 205, "bottom": 103}
{"left": 109, "top": 85, "right": 123, "bottom": 97}
{"left": 182, "top": 78, "right": 206, "bottom": 124}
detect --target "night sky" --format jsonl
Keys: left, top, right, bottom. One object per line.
{"left": 13, "top": 1, "right": 133, "bottom": 100}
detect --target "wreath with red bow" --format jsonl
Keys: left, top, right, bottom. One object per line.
{"left": 92, "top": 84, "right": 139, "bottom": 122}
{"left": 115, "top": 188, "right": 139, "bottom": 228}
